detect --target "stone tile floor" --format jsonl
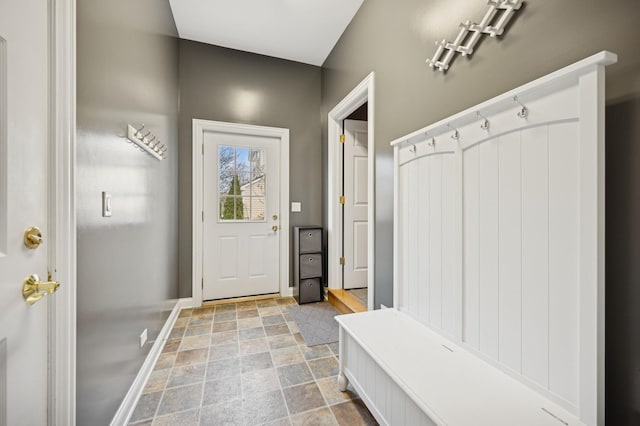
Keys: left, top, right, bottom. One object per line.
{"left": 129, "top": 297, "right": 378, "bottom": 425}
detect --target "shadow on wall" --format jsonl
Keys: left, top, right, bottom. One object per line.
{"left": 605, "top": 95, "right": 640, "bottom": 426}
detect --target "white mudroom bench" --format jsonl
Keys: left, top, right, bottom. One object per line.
{"left": 336, "top": 51, "right": 617, "bottom": 426}
{"left": 337, "top": 309, "right": 582, "bottom": 425}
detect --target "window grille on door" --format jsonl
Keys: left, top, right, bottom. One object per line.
{"left": 218, "top": 145, "right": 266, "bottom": 222}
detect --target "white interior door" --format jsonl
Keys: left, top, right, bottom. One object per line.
{"left": 0, "top": 0, "right": 52, "bottom": 424}
{"left": 203, "top": 132, "right": 281, "bottom": 300}
{"left": 343, "top": 119, "right": 368, "bottom": 290}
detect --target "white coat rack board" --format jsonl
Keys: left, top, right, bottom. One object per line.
{"left": 336, "top": 51, "right": 617, "bottom": 426}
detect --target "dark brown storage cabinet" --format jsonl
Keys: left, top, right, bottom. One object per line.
{"left": 293, "top": 226, "right": 323, "bottom": 304}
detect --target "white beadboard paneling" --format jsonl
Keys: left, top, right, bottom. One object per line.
{"left": 375, "top": 366, "right": 387, "bottom": 416}
{"left": 497, "top": 131, "right": 523, "bottom": 373}
{"left": 417, "top": 157, "right": 430, "bottom": 324}
{"left": 548, "top": 122, "right": 580, "bottom": 406}
{"left": 407, "top": 162, "right": 419, "bottom": 317}
{"left": 399, "top": 164, "right": 410, "bottom": 309}
{"left": 463, "top": 145, "right": 480, "bottom": 348}
{"left": 406, "top": 398, "right": 422, "bottom": 426}
{"left": 429, "top": 156, "right": 443, "bottom": 328}
{"left": 385, "top": 369, "right": 394, "bottom": 424}
{"left": 521, "top": 125, "right": 550, "bottom": 388}
{"left": 366, "top": 352, "right": 376, "bottom": 398}
{"left": 391, "top": 381, "right": 405, "bottom": 425}
{"left": 478, "top": 138, "right": 500, "bottom": 360}
{"left": 441, "top": 154, "right": 456, "bottom": 336}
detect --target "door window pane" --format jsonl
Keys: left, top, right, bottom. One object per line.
{"left": 218, "top": 146, "right": 266, "bottom": 222}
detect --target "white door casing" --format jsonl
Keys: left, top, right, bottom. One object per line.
{"left": 343, "top": 120, "right": 368, "bottom": 290}
{"left": 193, "top": 120, "right": 290, "bottom": 305}
{"left": 327, "top": 72, "right": 375, "bottom": 310}
{"left": 203, "top": 133, "right": 280, "bottom": 300}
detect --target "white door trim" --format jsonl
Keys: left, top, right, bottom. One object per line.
{"left": 49, "top": 0, "right": 77, "bottom": 424}
{"left": 192, "top": 119, "right": 290, "bottom": 306}
{"left": 327, "top": 73, "right": 375, "bottom": 310}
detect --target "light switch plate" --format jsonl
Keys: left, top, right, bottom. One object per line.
{"left": 291, "top": 202, "right": 301, "bottom": 212}
{"left": 102, "top": 192, "right": 112, "bottom": 217}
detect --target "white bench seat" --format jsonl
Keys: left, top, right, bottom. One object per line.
{"left": 336, "top": 309, "right": 584, "bottom": 426}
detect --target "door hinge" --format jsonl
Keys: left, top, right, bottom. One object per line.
{"left": 340, "top": 134, "right": 346, "bottom": 144}
{"left": 201, "top": 278, "right": 203, "bottom": 289}
{"left": 339, "top": 257, "right": 345, "bottom": 266}
{"left": 339, "top": 195, "right": 345, "bottom": 205}
{"left": 202, "top": 211, "right": 204, "bottom": 222}
{"left": 202, "top": 144, "right": 204, "bottom": 155}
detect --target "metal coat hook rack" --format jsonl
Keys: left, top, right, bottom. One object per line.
{"left": 426, "top": 0, "right": 524, "bottom": 73}
{"left": 126, "top": 124, "right": 167, "bottom": 160}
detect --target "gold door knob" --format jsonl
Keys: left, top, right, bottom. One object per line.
{"left": 272, "top": 225, "right": 279, "bottom": 232}
{"left": 23, "top": 274, "right": 60, "bottom": 305}
{"left": 23, "top": 227, "right": 43, "bottom": 249}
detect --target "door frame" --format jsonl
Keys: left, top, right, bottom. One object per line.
{"left": 327, "top": 73, "right": 375, "bottom": 310}
{"left": 192, "top": 119, "right": 290, "bottom": 306}
{"left": 49, "top": 0, "right": 77, "bottom": 424}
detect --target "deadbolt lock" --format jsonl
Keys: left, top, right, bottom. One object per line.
{"left": 272, "top": 214, "right": 278, "bottom": 221}
{"left": 23, "top": 227, "right": 43, "bottom": 249}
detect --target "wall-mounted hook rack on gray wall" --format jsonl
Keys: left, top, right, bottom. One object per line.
{"left": 126, "top": 124, "right": 167, "bottom": 160}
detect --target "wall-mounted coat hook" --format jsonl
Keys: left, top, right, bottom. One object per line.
{"left": 447, "top": 124, "right": 460, "bottom": 140}
{"left": 409, "top": 143, "right": 417, "bottom": 154}
{"left": 477, "top": 111, "right": 490, "bottom": 130}
{"left": 426, "top": 133, "right": 436, "bottom": 147}
{"left": 513, "top": 96, "right": 528, "bottom": 118}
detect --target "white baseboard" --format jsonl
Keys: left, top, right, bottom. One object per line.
{"left": 110, "top": 298, "right": 190, "bottom": 426}
{"left": 178, "top": 297, "right": 195, "bottom": 309}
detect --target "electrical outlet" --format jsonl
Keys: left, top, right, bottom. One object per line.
{"left": 139, "top": 329, "right": 147, "bottom": 348}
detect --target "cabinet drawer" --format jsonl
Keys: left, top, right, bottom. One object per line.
{"left": 299, "top": 228, "right": 322, "bottom": 253}
{"left": 299, "top": 278, "right": 322, "bottom": 304}
{"left": 299, "top": 253, "right": 322, "bottom": 278}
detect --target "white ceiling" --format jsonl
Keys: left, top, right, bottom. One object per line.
{"left": 169, "top": 0, "right": 364, "bottom": 66}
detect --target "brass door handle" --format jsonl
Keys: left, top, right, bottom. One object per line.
{"left": 23, "top": 274, "right": 60, "bottom": 305}
{"left": 272, "top": 225, "right": 279, "bottom": 232}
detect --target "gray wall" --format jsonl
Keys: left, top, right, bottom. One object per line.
{"left": 178, "top": 40, "right": 322, "bottom": 297}
{"left": 321, "top": 0, "right": 640, "bottom": 423}
{"left": 321, "top": 0, "right": 640, "bottom": 309}
{"left": 76, "top": 0, "right": 179, "bottom": 423}
{"left": 605, "top": 96, "right": 640, "bottom": 425}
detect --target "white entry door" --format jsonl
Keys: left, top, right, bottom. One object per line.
{"left": 0, "top": 0, "right": 52, "bottom": 424}
{"left": 203, "top": 131, "right": 281, "bottom": 300}
{"left": 343, "top": 119, "right": 368, "bottom": 289}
